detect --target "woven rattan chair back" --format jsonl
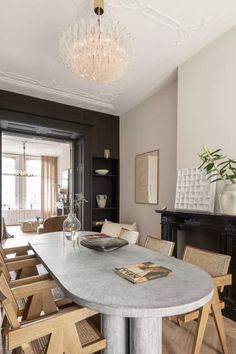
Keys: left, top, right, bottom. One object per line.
{"left": 145, "top": 236, "right": 175, "bottom": 256}
{"left": 43, "top": 216, "right": 67, "bottom": 234}
{"left": 183, "top": 246, "right": 231, "bottom": 277}
{"left": 118, "top": 228, "right": 139, "bottom": 244}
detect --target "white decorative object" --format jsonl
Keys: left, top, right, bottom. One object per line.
{"left": 59, "top": 0, "right": 133, "bottom": 82}
{"left": 95, "top": 169, "right": 109, "bottom": 175}
{"left": 96, "top": 194, "right": 107, "bottom": 208}
{"left": 220, "top": 184, "right": 236, "bottom": 215}
{"left": 174, "top": 168, "right": 216, "bottom": 212}
{"left": 104, "top": 149, "right": 111, "bottom": 159}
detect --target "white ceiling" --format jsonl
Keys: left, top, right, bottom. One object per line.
{"left": 0, "top": 1, "right": 236, "bottom": 116}
{"left": 2, "top": 135, "right": 71, "bottom": 157}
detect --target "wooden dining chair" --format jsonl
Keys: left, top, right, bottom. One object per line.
{"left": 144, "top": 236, "right": 175, "bottom": 256}
{"left": 0, "top": 270, "right": 106, "bottom": 354}
{"left": 0, "top": 243, "right": 32, "bottom": 258}
{"left": 0, "top": 251, "right": 39, "bottom": 282}
{"left": 0, "top": 252, "right": 70, "bottom": 336}
{"left": 178, "top": 246, "right": 232, "bottom": 354}
{"left": 118, "top": 228, "right": 140, "bottom": 244}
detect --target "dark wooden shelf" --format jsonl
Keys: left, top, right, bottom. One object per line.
{"left": 93, "top": 174, "right": 117, "bottom": 178}
{"left": 92, "top": 207, "right": 117, "bottom": 211}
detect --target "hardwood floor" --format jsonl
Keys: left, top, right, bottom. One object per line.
{"left": 163, "top": 316, "right": 236, "bottom": 354}
{"left": 1, "top": 316, "right": 235, "bottom": 353}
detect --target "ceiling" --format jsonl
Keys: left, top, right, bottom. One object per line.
{"left": 0, "top": 1, "right": 236, "bottom": 116}
{"left": 2, "top": 134, "right": 71, "bottom": 156}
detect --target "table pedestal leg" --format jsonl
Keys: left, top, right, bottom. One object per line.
{"left": 101, "top": 314, "right": 129, "bottom": 354}
{"left": 130, "top": 317, "right": 162, "bottom": 354}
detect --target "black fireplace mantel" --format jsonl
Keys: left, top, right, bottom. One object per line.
{"left": 156, "top": 209, "right": 236, "bottom": 321}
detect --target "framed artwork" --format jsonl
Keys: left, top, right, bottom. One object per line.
{"left": 135, "top": 150, "right": 159, "bottom": 204}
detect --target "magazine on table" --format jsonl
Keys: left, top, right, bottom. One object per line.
{"left": 114, "top": 262, "right": 171, "bottom": 284}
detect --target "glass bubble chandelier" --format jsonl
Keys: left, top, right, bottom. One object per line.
{"left": 15, "top": 142, "right": 34, "bottom": 177}
{"left": 59, "top": 0, "right": 133, "bottom": 82}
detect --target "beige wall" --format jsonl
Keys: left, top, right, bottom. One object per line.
{"left": 120, "top": 81, "right": 177, "bottom": 244}
{"left": 178, "top": 25, "right": 236, "bottom": 210}
{"left": 178, "top": 25, "right": 236, "bottom": 170}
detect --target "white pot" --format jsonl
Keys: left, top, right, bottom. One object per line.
{"left": 219, "top": 184, "right": 236, "bottom": 215}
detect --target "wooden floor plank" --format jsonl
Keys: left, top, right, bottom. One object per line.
{"left": 163, "top": 316, "right": 236, "bottom": 354}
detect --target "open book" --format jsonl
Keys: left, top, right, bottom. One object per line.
{"left": 114, "top": 262, "right": 171, "bottom": 284}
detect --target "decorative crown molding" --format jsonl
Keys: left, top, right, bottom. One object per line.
{"left": 0, "top": 70, "right": 120, "bottom": 111}
{"left": 107, "top": 0, "right": 206, "bottom": 45}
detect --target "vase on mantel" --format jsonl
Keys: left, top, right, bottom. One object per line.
{"left": 219, "top": 184, "right": 236, "bottom": 215}
{"left": 63, "top": 213, "right": 81, "bottom": 241}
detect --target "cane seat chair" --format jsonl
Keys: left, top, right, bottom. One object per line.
{"left": 0, "top": 251, "right": 69, "bottom": 336}
{"left": 37, "top": 215, "right": 67, "bottom": 234}
{"left": 118, "top": 228, "right": 140, "bottom": 244}
{"left": 144, "top": 236, "right": 175, "bottom": 257}
{"left": 0, "top": 270, "right": 106, "bottom": 354}
{"left": 178, "top": 246, "right": 232, "bottom": 354}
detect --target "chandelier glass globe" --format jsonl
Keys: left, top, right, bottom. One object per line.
{"left": 59, "top": 0, "right": 133, "bottom": 82}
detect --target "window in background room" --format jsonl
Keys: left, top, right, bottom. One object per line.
{"left": 2, "top": 156, "right": 17, "bottom": 209}
{"left": 25, "top": 158, "right": 41, "bottom": 210}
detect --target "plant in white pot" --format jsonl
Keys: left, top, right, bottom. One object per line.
{"left": 199, "top": 147, "right": 236, "bottom": 215}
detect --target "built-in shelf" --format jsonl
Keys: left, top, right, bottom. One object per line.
{"left": 91, "top": 156, "right": 119, "bottom": 229}
{"left": 93, "top": 174, "right": 117, "bottom": 178}
{"left": 92, "top": 207, "right": 117, "bottom": 211}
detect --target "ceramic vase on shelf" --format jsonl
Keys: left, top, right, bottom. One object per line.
{"left": 219, "top": 184, "right": 236, "bottom": 215}
{"left": 96, "top": 194, "right": 107, "bottom": 208}
{"left": 63, "top": 213, "right": 81, "bottom": 241}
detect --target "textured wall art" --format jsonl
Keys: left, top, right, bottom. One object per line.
{"left": 174, "top": 168, "right": 216, "bottom": 212}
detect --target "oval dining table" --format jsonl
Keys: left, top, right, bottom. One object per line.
{"left": 29, "top": 231, "right": 213, "bottom": 354}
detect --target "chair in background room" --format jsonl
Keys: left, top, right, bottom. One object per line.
{"left": 101, "top": 220, "right": 137, "bottom": 238}
{"left": 0, "top": 270, "right": 106, "bottom": 353}
{"left": 177, "top": 246, "right": 231, "bottom": 354}
{"left": 37, "top": 215, "right": 67, "bottom": 234}
{"left": 118, "top": 228, "right": 139, "bottom": 244}
{"left": 144, "top": 235, "right": 175, "bottom": 256}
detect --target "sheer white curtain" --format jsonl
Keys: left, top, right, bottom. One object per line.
{"left": 41, "top": 156, "right": 57, "bottom": 219}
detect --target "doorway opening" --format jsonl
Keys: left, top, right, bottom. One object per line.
{"left": 1, "top": 132, "right": 74, "bottom": 240}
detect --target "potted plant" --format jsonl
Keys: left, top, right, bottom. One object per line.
{"left": 198, "top": 147, "right": 236, "bottom": 214}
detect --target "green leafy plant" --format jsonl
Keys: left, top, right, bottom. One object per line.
{"left": 198, "top": 147, "right": 236, "bottom": 184}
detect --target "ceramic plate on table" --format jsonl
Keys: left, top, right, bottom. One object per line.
{"left": 95, "top": 169, "right": 109, "bottom": 175}
{"left": 80, "top": 236, "right": 128, "bottom": 252}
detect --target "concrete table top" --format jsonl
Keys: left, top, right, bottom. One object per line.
{"left": 29, "top": 232, "right": 213, "bottom": 318}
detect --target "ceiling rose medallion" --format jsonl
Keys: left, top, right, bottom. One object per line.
{"left": 59, "top": 0, "right": 134, "bottom": 83}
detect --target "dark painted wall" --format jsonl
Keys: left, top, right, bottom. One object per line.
{"left": 0, "top": 90, "right": 119, "bottom": 158}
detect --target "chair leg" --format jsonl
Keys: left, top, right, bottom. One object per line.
{"left": 63, "top": 325, "right": 83, "bottom": 354}
{"left": 41, "top": 289, "right": 58, "bottom": 314}
{"left": 211, "top": 286, "right": 229, "bottom": 354}
{"left": 192, "top": 299, "right": 211, "bottom": 354}
{"left": 22, "top": 294, "right": 42, "bottom": 321}
{"left": 1, "top": 314, "right": 10, "bottom": 337}
{"left": 46, "top": 329, "right": 64, "bottom": 354}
